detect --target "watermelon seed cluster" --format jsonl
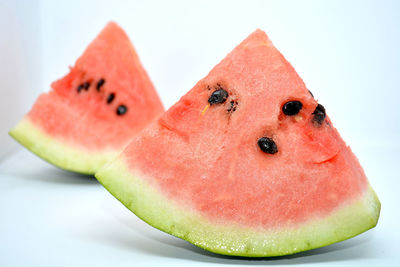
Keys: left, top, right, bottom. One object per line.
{"left": 258, "top": 100, "right": 305, "bottom": 155}
{"left": 77, "top": 82, "right": 90, "bottom": 92}
{"left": 281, "top": 99, "right": 327, "bottom": 126}
{"left": 76, "top": 78, "right": 128, "bottom": 116}
{"left": 206, "top": 84, "right": 280, "bottom": 155}
{"left": 258, "top": 99, "right": 326, "bottom": 155}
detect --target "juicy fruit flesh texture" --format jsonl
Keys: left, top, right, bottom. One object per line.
{"left": 120, "top": 29, "right": 368, "bottom": 228}
{"left": 27, "top": 22, "right": 164, "bottom": 150}
{"left": 125, "top": 119, "right": 366, "bottom": 228}
{"left": 28, "top": 92, "right": 145, "bottom": 150}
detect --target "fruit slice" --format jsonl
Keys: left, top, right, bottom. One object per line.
{"left": 96, "top": 30, "right": 380, "bottom": 256}
{"left": 10, "top": 22, "right": 164, "bottom": 174}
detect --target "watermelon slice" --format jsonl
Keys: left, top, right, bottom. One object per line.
{"left": 9, "top": 22, "right": 164, "bottom": 174}
{"left": 96, "top": 30, "right": 380, "bottom": 256}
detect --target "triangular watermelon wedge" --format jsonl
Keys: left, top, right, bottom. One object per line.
{"left": 96, "top": 30, "right": 380, "bottom": 256}
{"left": 9, "top": 22, "right": 164, "bottom": 174}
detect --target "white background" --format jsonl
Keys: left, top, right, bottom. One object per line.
{"left": 0, "top": 0, "right": 399, "bottom": 266}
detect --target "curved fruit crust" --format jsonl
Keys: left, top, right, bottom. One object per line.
{"left": 96, "top": 157, "right": 380, "bottom": 257}
{"left": 10, "top": 118, "right": 117, "bottom": 175}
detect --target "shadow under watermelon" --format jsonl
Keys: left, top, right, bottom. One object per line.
{"left": 4, "top": 160, "right": 98, "bottom": 186}
{"left": 0, "top": 150, "right": 98, "bottom": 185}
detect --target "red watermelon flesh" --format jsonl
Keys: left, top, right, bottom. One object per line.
{"left": 10, "top": 22, "right": 164, "bottom": 174}
{"left": 96, "top": 30, "right": 380, "bottom": 256}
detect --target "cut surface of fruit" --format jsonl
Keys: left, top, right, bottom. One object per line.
{"left": 10, "top": 22, "right": 164, "bottom": 174}
{"left": 96, "top": 29, "right": 380, "bottom": 256}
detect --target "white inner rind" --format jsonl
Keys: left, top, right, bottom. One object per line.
{"left": 96, "top": 157, "right": 381, "bottom": 257}
{"left": 9, "top": 117, "right": 117, "bottom": 175}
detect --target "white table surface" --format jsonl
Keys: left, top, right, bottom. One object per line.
{"left": 1, "top": 141, "right": 399, "bottom": 266}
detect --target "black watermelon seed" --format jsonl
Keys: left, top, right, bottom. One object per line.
{"left": 77, "top": 84, "right": 85, "bottom": 93}
{"left": 208, "top": 89, "right": 228, "bottom": 105}
{"left": 83, "top": 82, "right": 90, "bottom": 90}
{"left": 107, "top": 93, "right": 115, "bottom": 104}
{"left": 282, "top": 101, "right": 303, "bottom": 116}
{"left": 312, "top": 104, "right": 326, "bottom": 125}
{"left": 308, "top": 90, "right": 314, "bottom": 98}
{"left": 96, "top": 79, "right": 105, "bottom": 91}
{"left": 258, "top": 137, "right": 278, "bottom": 154}
{"left": 116, "top": 105, "right": 127, "bottom": 115}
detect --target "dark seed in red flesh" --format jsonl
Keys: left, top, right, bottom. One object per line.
{"left": 312, "top": 104, "right": 326, "bottom": 125}
{"left": 282, "top": 101, "right": 303, "bottom": 116}
{"left": 227, "top": 100, "right": 238, "bottom": 113}
{"left": 83, "top": 82, "right": 90, "bottom": 90}
{"left": 107, "top": 93, "right": 115, "bottom": 104}
{"left": 208, "top": 89, "right": 228, "bottom": 105}
{"left": 77, "top": 84, "right": 85, "bottom": 93}
{"left": 96, "top": 79, "right": 105, "bottom": 91}
{"left": 116, "top": 105, "right": 127, "bottom": 115}
{"left": 258, "top": 137, "right": 278, "bottom": 154}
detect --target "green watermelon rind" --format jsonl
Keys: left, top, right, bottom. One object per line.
{"left": 95, "top": 157, "right": 381, "bottom": 257}
{"left": 9, "top": 117, "right": 116, "bottom": 175}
